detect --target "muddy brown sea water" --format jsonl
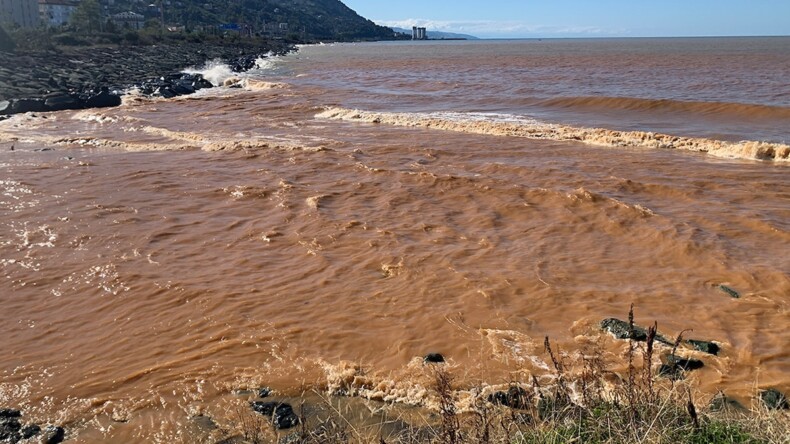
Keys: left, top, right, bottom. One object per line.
{"left": 0, "top": 38, "right": 788, "bottom": 441}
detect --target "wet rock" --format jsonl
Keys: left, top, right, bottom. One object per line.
{"left": 601, "top": 318, "right": 647, "bottom": 341}
{"left": 0, "top": 415, "right": 21, "bottom": 442}
{"left": 258, "top": 387, "right": 272, "bottom": 398}
{"left": 709, "top": 393, "right": 745, "bottom": 412}
{"left": 600, "top": 318, "right": 672, "bottom": 345}
{"left": 250, "top": 401, "right": 300, "bottom": 430}
{"left": 488, "top": 386, "right": 530, "bottom": 409}
{"left": 665, "top": 354, "right": 704, "bottom": 371}
{"left": 0, "top": 100, "right": 9, "bottom": 115}
{"left": 0, "top": 409, "right": 21, "bottom": 418}
{"left": 20, "top": 424, "right": 41, "bottom": 439}
{"left": 231, "top": 54, "right": 258, "bottom": 73}
{"left": 10, "top": 98, "right": 47, "bottom": 114}
{"left": 718, "top": 284, "right": 740, "bottom": 298}
{"left": 172, "top": 82, "right": 195, "bottom": 95}
{"left": 687, "top": 339, "right": 720, "bottom": 355}
{"left": 156, "top": 86, "right": 177, "bottom": 99}
{"left": 44, "top": 93, "right": 83, "bottom": 112}
{"left": 423, "top": 353, "right": 445, "bottom": 363}
{"left": 42, "top": 425, "right": 65, "bottom": 444}
{"left": 658, "top": 354, "right": 704, "bottom": 380}
{"left": 84, "top": 90, "right": 122, "bottom": 109}
{"left": 759, "top": 389, "right": 789, "bottom": 410}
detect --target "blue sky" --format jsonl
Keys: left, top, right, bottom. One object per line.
{"left": 343, "top": 0, "right": 790, "bottom": 38}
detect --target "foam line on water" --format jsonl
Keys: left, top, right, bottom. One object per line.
{"left": 316, "top": 107, "right": 790, "bottom": 163}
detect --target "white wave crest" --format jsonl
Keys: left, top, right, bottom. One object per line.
{"left": 183, "top": 59, "right": 235, "bottom": 87}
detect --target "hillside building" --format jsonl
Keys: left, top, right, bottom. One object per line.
{"left": 1, "top": 0, "right": 40, "bottom": 28}
{"left": 38, "top": 0, "right": 78, "bottom": 26}
{"left": 112, "top": 11, "right": 144, "bottom": 29}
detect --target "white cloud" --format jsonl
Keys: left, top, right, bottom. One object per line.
{"left": 375, "top": 19, "right": 627, "bottom": 38}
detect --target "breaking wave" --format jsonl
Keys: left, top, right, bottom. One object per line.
{"left": 182, "top": 53, "right": 281, "bottom": 88}
{"left": 316, "top": 107, "right": 790, "bottom": 162}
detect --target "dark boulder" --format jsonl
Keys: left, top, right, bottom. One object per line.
{"left": 0, "top": 409, "right": 21, "bottom": 418}
{"left": 84, "top": 90, "right": 122, "bottom": 109}
{"left": 759, "top": 389, "right": 789, "bottom": 410}
{"left": 231, "top": 55, "right": 258, "bottom": 73}
{"left": 193, "top": 76, "right": 213, "bottom": 90}
{"left": 424, "top": 353, "right": 445, "bottom": 363}
{"left": 172, "top": 82, "right": 195, "bottom": 96}
{"left": 250, "top": 401, "right": 300, "bottom": 430}
{"left": 20, "top": 424, "right": 40, "bottom": 439}
{"left": 658, "top": 354, "right": 704, "bottom": 380}
{"left": 44, "top": 93, "right": 84, "bottom": 112}
{"left": 0, "top": 417, "right": 21, "bottom": 441}
{"left": 488, "top": 386, "right": 530, "bottom": 409}
{"left": 258, "top": 387, "right": 272, "bottom": 398}
{"left": 600, "top": 318, "right": 672, "bottom": 344}
{"left": 164, "top": 72, "right": 186, "bottom": 82}
{"left": 687, "top": 339, "right": 720, "bottom": 355}
{"left": 666, "top": 354, "right": 704, "bottom": 371}
{"left": 156, "top": 86, "right": 177, "bottom": 99}
{"left": 10, "top": 98, "right": 47, "bottom": 114}
{"left": 601, "top": 318, "right": 647, "bottom": 341}
{"left": 0, "top": 100, "right": 10, "bottom": 115}
{"left": 42, "top": 425, "right": 65, "bottom": 444}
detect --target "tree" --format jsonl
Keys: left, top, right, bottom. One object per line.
{"left": 70, "top": 0, "right": 102, "bottom": 34}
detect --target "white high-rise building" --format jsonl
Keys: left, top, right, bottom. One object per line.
{"left": 412, "top": 26, "right": 427, "bottom": 40}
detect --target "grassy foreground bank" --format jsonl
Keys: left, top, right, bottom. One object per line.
{"left": 201, "top": 309, "right": 788, "bottom": 444}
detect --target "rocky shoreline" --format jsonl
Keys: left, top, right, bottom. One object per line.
{"left": 0, "top": 41, "right": 294, "bottom": 117}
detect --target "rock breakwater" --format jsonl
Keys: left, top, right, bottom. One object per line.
{"left": 0, "top": 41, "right": 293, "bottom": 115}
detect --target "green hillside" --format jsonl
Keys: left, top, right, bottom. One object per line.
{"left": 104, "top": 0, "right": 397, "bottom": 40}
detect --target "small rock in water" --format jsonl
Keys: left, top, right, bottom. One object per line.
{"left": 250, "top": 401, "right": 300, "bottom": 429}
{"left": 759, "top": 389, "right": 789, "bottom": 410}
{"left": 258, "top": 387, "right": 272, "bottom": 398}
{"left": 687, "top": 339, "right": 720, "bottom": 355}
{"left": 718, "top": 284, "right": 740, "bottom": 299}
{"left": 42, "top": 425, "right": 65, "bottom": 444}
{"left": 600, "top": 318, "right": 647, "bottom": 341}
{"left": 423, "top": 353, "right": 445, "bottom": 363}
{"left": 658, "top": 354, "right": 704, "bottom": 380}
{"left": 665, "top": 354, "right": 704, "bottom": 370}
{"left": 600, "top": 318, "right": 673, "bottom": 344}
